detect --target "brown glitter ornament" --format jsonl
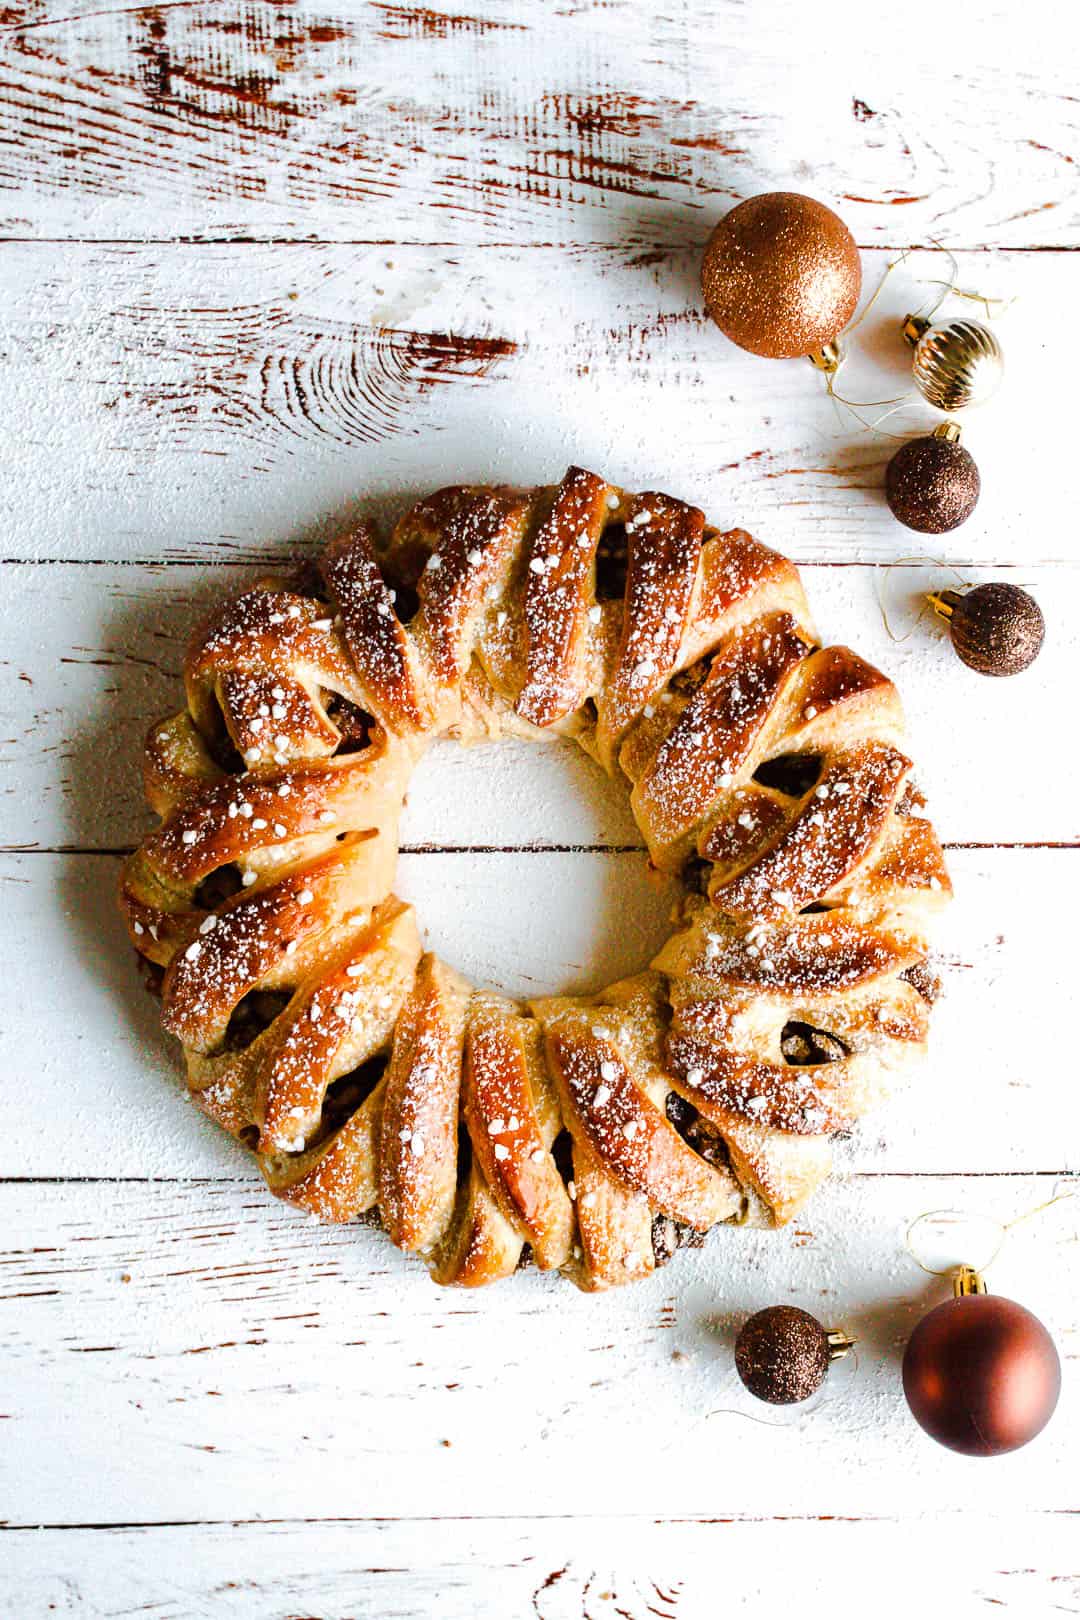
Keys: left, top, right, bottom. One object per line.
{"left": 928, "top": 583, "right": 1045, "bottom": 676}
{"left": 701, "top": 193, "right": 861, "bottom": 363}
{"left": 902, "top": 1267, "right": 1060, "bottom": 1456}
{"left": 734, "top": 1305, "right": 855, "bottom": 1405}
{"left": 885, "top": 422, "right": 980, "bottom": 534}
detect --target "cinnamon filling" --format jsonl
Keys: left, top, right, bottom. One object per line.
{"left": 222, "top": 989, "right": 291, "bottom": 1052}
{"left": 205, "top": 719, "right": 247, "bottom": 776}
{"left": 780, "top": 1019, "right": 849, "bottom": 1065}
{"left": 895, "top": 779, "right": 927, "bottom": 818}
{"left": 665, "top": 1090, "right": 732, "bottom": 1169}
{"left": 901, "top": 959, "right": 941, "bottom": 1005}
{"left": 315, "top": 1055, "right": 387, "bottom": 1142}
{"left": 651, "top": 1212, "right": 706, "bottom": 1267}
{"left": 324, "top": 693, "right": 375, "bottom": 755}
{"left": 668, "top": 660, "right": 709, "bottom": 699}
{"left": 594, "top": 522, "right": 628, "bottom": 599}
{"left": 753, "top": 752, "right": 823, "bottom": 798}
{"left": 680, "top": 855, "right": 712, "bottom": 896}
{"left": 194, "top": 863, "right": 245, "bottom": 910}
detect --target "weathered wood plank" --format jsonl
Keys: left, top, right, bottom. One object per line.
{"left": 0, "top": 1175, "right": 1075, "bottom": 1526}
{"left": 0, "top": 242, "right": 1068, "bottom": 564}
{"left": 2, "top": 1514, "right": 1078, "bottom": 1617}
{"left": 0, "top": 558, "right": 1071, "bottom": 852}
{"left": 0, "top": 846, "right": 1074, "bottom": 1178}
{"left": 0, "top": 0, "right": 1076, "bottom": 247}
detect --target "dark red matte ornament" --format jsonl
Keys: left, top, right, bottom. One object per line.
{"left": 902, "top": 1267, "right": 1061, "bottom": 1456}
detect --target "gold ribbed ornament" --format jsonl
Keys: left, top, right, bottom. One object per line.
{"left": 903, "top": 314, "right": 1004, "bottom": 412}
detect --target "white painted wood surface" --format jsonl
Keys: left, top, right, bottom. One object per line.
{"left": 1, "top": 0, "right": 1078, "bottom": 1613}
{"left": 6, "top": 1515, "right": 1080, "bottom": 1619}
{"left": 0, "top": 242, "right": 1075, "bottom": 564}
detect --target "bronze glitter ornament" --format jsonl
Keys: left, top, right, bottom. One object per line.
{"left": 902, "top": 1266, "right": 1061, "bottom": 1456}
{"left": 885, "top": 422, "right": 980, "bottom": 534}
{"left": 734, "top": 1305, "right": 855, "bottom": 1405}
{"left": 701, "top": 192, "right": 861, "bottom": 363}
{"left": 903, "top": 314, "right": 1004, "bottom": 413}
{"left": 928, "top": 583, "right": 1045, "bottom": 676}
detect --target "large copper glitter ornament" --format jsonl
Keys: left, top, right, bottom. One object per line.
{"left": 701, "top": 192, "right": 862, "bottom": 361}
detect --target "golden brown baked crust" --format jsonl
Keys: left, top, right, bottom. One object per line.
{"left": 120, "top": 467, "right": 951, "bottom": 1288}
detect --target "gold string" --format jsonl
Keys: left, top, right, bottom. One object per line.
{"left": 824, "top": 244, "right": 1006, "bottom": 440}
{"left": 876, "top": 557, "right": 969, "bottom": 644}
{"left": 904, "top": 1191, "right": 1075, "bottom": 1279}
{"left": 913, "top": 243, "right": 959, "bottom": 323}
{"left": 825, "top": 373, "right": 915, "bottom": 440}
{"left": 1002, "top": 1190, "right": 1075, "bottom": 1235}
{"left": 920, "top": 280, "right": 1015, "bottom": 323}
{"left": 704, "top": 1346, "right": 859, "bottom": 1428}
{"left": 824, "top": 248, "right": 918, "bottom": 435}
{"left": 877, "top": 565, "right": 1043, "bottom": 645}
{"left": 844, "top": 246, "right": 920, "bottom": 337}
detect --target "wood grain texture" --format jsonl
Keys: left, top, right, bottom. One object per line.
{"left": 0, "top": 559, "right": 1073, "bottom": 853}
{"left": 1, "top": 1176, "right": 1076, "bottom": 1528}
{"left": 0, "top": 0, "right": 1077, "bottom": 246}
{"left": 4, "top": 0, "right": 1079, "bottom": 1603}
{"left": 1, "top": 846, "right": 1077, "bottom": 1179}
{"left": 0, "top": 242, "right": 1072, "bottom": 564}
{"left": 2, "top": 1515, "right": 1079, "bottom": 1617}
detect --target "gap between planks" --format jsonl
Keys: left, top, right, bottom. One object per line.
{"left": 1, "top": 1509, "right": 1077, "bottom": 1530}
{"left": 4, "top": 841, "right": 1080, "bottom": 854}
{"left": 8, "top": 558, "right": 1080, "bottom": 569}
{"left": 2, "top": 1169, "right": 1074, "bottom": 1185}
{"left": 4, "top": 238, "right": 1080, "bottom": 251}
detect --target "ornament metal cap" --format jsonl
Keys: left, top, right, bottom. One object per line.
{"left": 927, "top": 587, "right": 962, "bottom": 622}
{"left": 932, "top": 420, "right": 962, "bottom": 444}
{"left": 902, "top": 313, "right": 931, "bottom": 346}
{"left": 827, "top": 1328, "right": 857, "bottom": 1359}
{"left": 953, "top": 1265, "right": 987, "bottom": 1298}
{"left": 808, "top": 339, "right": 842, "bottom": 375}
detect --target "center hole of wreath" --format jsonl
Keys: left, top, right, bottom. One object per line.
{"left": 396, "top": 735, "right": 680, "bottom": 1001}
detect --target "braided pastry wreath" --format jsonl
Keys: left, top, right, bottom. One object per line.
{"left": 121, "top": 467, "right": 950, "bottom": 1290}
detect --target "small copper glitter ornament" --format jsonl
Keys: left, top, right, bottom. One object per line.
{"left": 885, "top": 422, "right": 980, "bottom": 534}
{"left": 734, "top": 1305, "right": 855, "bottom": 1405}
{"left": 701, "top": 192, "right": 861, "bottom": 363}
{"left": 903, "top": 314, "right": 1004, "bottom": 413}
{"left": 928, "top": 582, "right": 1045, "bottom": 676}
{"left": 902, "top": 1266, "right": 1060, "bottom": 1456}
